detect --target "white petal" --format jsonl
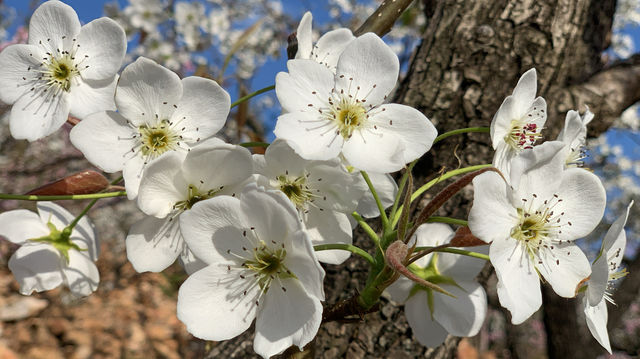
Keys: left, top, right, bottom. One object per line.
{"left": 137, "top": 151, "right": 188, "bottom": 218}
{"left": 306, "top": 161, "right": 364, "bottom": 212}
{"left": 294, "top": 12, "right": 313, "bottom": 60}
{"left": 0, "top": 44, "right": 44, "bottom": 104}
{"left": 9, "top": 88, "right": 69, "bottom": 142}
{"left": 8, "top": 243, "right": 64, "bottom": 295}
{"left": 385, "top": 277, "right": 414, "bottom": 303}
{"left": 405, "top": 290, "right": 449, "bottom": 347}
{"left": 122, "top": 153, "right": 146, "bottom": 200}
{"left": 587, "top": 253, "right": 609, "bottom": 306}
{"left": 172, "top": 76, "right": 230, "bottom": 140}
{"left": 274, "top": 112, "right": 344, "bottom": 161}
{"left": 557, "top": 110, "right": 585, "bottom": 149}
{"left": 276, "top": 59, "right": 334, "bottom": 112}
{"left": 302, "top": 208, "right": 352, "bottom": 265}
{"left": 602, "top": 201, "right": 633, "bottom": 264}
{"left": 342, "top": 125, "right": 404, "bottom": 173}
{"left": 180, "top": 195, "right": 245, "bottom": 265}
{"left": 76, "top": 17, "right": 126, "bottom": 80}
{"left": 177, "top": 263, "right": 259, "bottom": 340}
{"left": 537, "top": 243, "right": 591, "bottom": 298}
{"left": 432, "top": 281, "right": 487, "bottom": 337}
{"left": 334, "top": 33, "right": 398, "bottom": 106}
{"left": 115, "top": 57, "right": 182, "bottom": 124}
{"left": 413, "top": 223, "right": 454, "bottom": 247}
{"left": 491, "top": 237, "right": 542, "bottom": 324}
{"left": 126, "top": 215, "right": 183, "bottom": 272}
{"left": 553, "top": 168, "right": 606, "bottom": 241}
{"left": 0, "top": 209, "right": 48, "bottom": 244}
{"left": 490, "top": 96, "right": 516, "bottom": 149}
{"left": 584, "top": 297, "right": 611, "bottom": 354}
{"left": 510, "top": 141, "right": 566, "bottom": 198}
{"left": 282, "top": 230, "right": 325, "bottom": 301}
{"left": 312, "top": 28, "right": 355, "bottom": 70}
{"left": 356, "top": 172, "right": 397, "bottom": 218}
{"left": 179, "top": 248, "right": 208, "bottom": 275}
{"left": 182, "top": 143, "right": 253, "bottom": 194}
{"left": 468, "top": 172, "right": 516, "bottom": 243}
{"left": 36, "top": 202, "right": 97, "bottom": 260}
{"left": 63, "top": 250, "right": 99, "bottom": 296}
{"left": 36, "top": 202, "right": 72, "bottom": 229}
{"left": 369, "top": 104, "right": 438, "bottom": 164}
{"left": 438, "top": 245, "right": 489, "bottom": 280}
{"left": 28, "top": 1, "right": 80, "bottom": 52}
{"left": 254, "top": 278, "right": 322, "bottom": 358}
{"left": 511, "top": 68, "right": 537, "bottom": 113}
{"left": 260, "top": 139, "right": 309, "bottom": 177}
{"left": 68, "top": 76, "right": 117, "bottom": 118}
{"left": 70, "top": 110, "right": 132, "bottom": 171}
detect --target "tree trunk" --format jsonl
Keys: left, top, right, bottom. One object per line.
{"left": 208, "top": 0, "right": 640, "bottom": 357}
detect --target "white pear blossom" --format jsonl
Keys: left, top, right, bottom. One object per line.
{"left": 490, "top": 68, "right": 547, "bottom": 176}
{"left": 124, "top": 0, "right": 167, "bottom": 33}
{"left": 583, "top": 201, "right": 633, "bottom": 354}
{"left": 275, "top": 33, "right": 437, "bottom": 173}
{"left": 127, "top": 138, "right": 253, "bottom": 273}
{"left": 557, "top": 107, "right": 594, "bottom": 168}
{"left": 0, "top": 0, "right": 126, "bottom": 141}
{"left": 253, "top": 139, "right": 366, "bottom": 264}
{"left": 0, "top": 202, "right": 99, "bottom": 297}
{"left": 295, "top": 11, "right": 355, "bottom": 71}
{"left": 69, "top": 56, "right": 230, "bottom": 199}
{"left": 469, "top": 141, "right": 606, "bottom": 324}
{"left": 386, "top": 223, "right": 488, "bottom": 347}
{"left": 178, "top": 184, "right": 325, "bottom": 358}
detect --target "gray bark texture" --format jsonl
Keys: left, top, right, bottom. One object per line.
{"left": 207, "top": 0, "right": 640, "bottom": 358}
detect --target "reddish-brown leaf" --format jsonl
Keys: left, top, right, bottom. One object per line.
{"left": 26, "top": 171, "right": 110, "bottom": 195}
{"left": 449, "top": 226, "right": 487, "bottom": 247}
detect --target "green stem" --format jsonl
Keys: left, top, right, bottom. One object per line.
{"left": 352, "top": 211, "right": 380, "bottom": 246}
{"left": 388, "top": 161, "right": 416, "bottom": 229}
{"left": 66, "top": 199, "right": 98, "bottom": 231}
{"left": 313, "top": 244, "right": 374, "bottom": 265}
{"left": 360, "top": 171, "right": 388, "bottom": 229}
{"left": 416, "top": 246, "right": 490, "bottom": 261}
{"left": 0, "top": 191, "right": 127, "bottom": 201}
{"left": 433, "top": 127, "right": 490, "bottom": 145}
{"left": 230, "top": 85, "right": 275, "bottom": 108}
{"left": 426, "top": 216, "right": 468, "bottom": 226}
{"left": 392, "top": 164, "right": 491, "bottom": 227}
{"left": 239, "top": 141, "right": 270, "bottom": 148}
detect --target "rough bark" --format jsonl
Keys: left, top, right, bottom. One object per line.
{"left": 207, "top": 0, "right": 640, "bottom": 358}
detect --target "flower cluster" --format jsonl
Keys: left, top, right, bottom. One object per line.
{"left": 0, "top": 2, "right": 634, "bottom": 358}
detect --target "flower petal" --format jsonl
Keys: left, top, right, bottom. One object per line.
{"left": 28, "top": 1, "right": 81, "bottom": 52}
{"left": 432, "top": 281, "right": 487, "bottom": 337}
{"left": 583, "top": 297, "right": 611, "bottom": 354}
{"left": 537, "top": 243, "right": 591, "bottom": 298}
{"left": 274, "top": 112, "right": 344, "bottom": 161}
{"left": 69, "top": 111, "right": 134, "bottom": 173}
{"left": 182, "top": 143, "right": 253, "bottom": 194}
{"left": 76, "top": 17, "right": 126, "bottom": 80}
{"left": 491, "top": 237, "right": 542, "bottom": 324}
{"left": 295, "top": 12, "right": 313, "bottom": 60}
{"left": 126, "top": 215, "right": 183, "bottom": 272}
{"left": 468, "top": 172, "right": 517, "bottom": 243}
{"left": 356, "top": 172, "right": 397, "bottom": 218}
{"left": 587, "top": 253, "right": 609, "bottom": 306}
{"left": 254, "top": 278, "right": 322, "bottom": 358}
{"left": 68, "top": 76, "right": 117, "bottom": 118}
{"left": 405, "top": 290, "right": 449, "bottom": 347}
{"left": 334, "top": 33, "right": 399, "bottom": 106}
{"left": 511, "top": 68, "right": 537, "bottom": 113}
{"left": 8, "top": 243, "right": 64, "bottom": 295}
{"left": 369, "top": 103, "right": 437, "bottom": 164}
{"left": 553, "top": 168, "right": 606, "bottom": 241}
{"left": 282, "top": 230, "right": 325, "bottom": 301}
{"left": 312, "top": 28, "right": 355, "bottom": 70}
{"left": 302, "top": 208, "right": 352, "bottom": 265}
{"left": 9, "top": 88, "right": 69, "bottom": 141}
{"left": 341, "top": 125, "right": 404, "bottom": 173}
{"left": 137, "top": 151, "right": 188, "bottom": 218}
{"left": 276, "top": 59, "right": 334, "bottom": 113}
{"left": 0, "top": 44, "right": 44, "bottom": 104}
{"left": 177, "top": 263, "right": 259, "bottom": 340}
{"left": 172, "top": 76, "right": 230, "bottom": 140}
{"left": 115, "top": 57, "right": 182, "bottom": 125}
{"left": 0, "top": 209, "right": 48, "bottom": 244}
{"left": 63, "top": 249, "right": 99, "bottom": 296}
